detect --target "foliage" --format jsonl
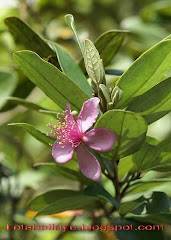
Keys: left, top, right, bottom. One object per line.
{"left": 0, "top": 1, "right": 171, "bottom": 240}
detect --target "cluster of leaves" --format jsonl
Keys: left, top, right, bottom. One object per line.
{"left": 0, "top": 2, "right": 171, "bottom": 240}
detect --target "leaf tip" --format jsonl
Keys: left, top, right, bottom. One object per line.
{"left": 65, "top": 14, "right": 74, "bottom": 24}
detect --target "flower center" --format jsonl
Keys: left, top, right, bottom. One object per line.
{"left": 48, "top": 111, "right": 82, "bottom": 148}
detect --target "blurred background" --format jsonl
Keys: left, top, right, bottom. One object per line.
{"left": 0, "top": 0, "right": 171, "bottom": 239}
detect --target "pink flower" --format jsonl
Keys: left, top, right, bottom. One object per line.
{"left": 48, "top": 98, "right": 116, "bottom": 181}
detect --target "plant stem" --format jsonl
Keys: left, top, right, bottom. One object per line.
{"left": 112, "top": 160, "right": 121, "bottom": 202}
{"left": 55, "top": 216, "right": 77, "bottom": 240}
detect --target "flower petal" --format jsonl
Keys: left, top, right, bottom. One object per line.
{"left": 46, "top": 133, "right": 57, "bottom": 138}
{"left": 76, "top": 144, "right": 101, "bottom": 181}
{"left": 82, "top": 128, "right": 117, "bottom": 152}
{"left": 65, "top": 102, "right": 71, "bottom": 112}
{"left": 77, "top": 97, "right": 100, "bottom": 133}
{"left": 52, "top": 140, "right": 74, "bottom": 163}
{"left": 65, "top": 102, "right": 74, "bottom": 121}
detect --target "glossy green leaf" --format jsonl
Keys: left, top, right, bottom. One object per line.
{"left": 84, "top": 185, "right": 119, "bottom": 208}
{"left": 126, "top": 179, "right": 171, "bottom": 195}
{"left": 158, "top": 137, "right": 171, "bottom": 163}
{"left": 119, "top": 200, "right": 144, "bottom": 217}
{"left": 119, "top": 137, "right": 162, "bottom": 176}
{"left": 116, "top": 40, "right": 171, "bottom": 108}
{"left": 145, "top": 192, "right": 171, "bottom": 214}
{"left": 118, "top": 157, "right": 133, "bottom": 180}
{"left": 5, "top": 17, "right": 58, "bottom": 67}
{"left": 8, "top": 123, "right": 54, "bottom": 147}
{"left": 38, "top": 109, "right": 60, "bottom": 116}
{"left": 3, "top": 96, "right": 55, "bottom": 112}
{"left": 146, "top": 136, "right": 159, "bottom": 145}
{"left": 48, "top": 41, "right": 92, "bottom": 97}
{"left": 95, "top": 110, "right": 148, "bottom": 159}
{"left": 31, "top": 190, "right": 98, "bottom": 217}
{"left": 129, "top": 212, "right": 171, "bottom": 225}
{"left": 28, "top": 189, "right": 82, "bottom": 211}
{"left": 14, "top": 50, "right": 89, "bottom": 111}
{"left": 65, "top": 14, "right": 83, "bottom": 53}
{"left": 34, "top": 162, "right": 95, "bottom": 185}
{"left": 127, "top": 78, "right": 171, "bottom": 124}
{"left": 148, "top": 163, "right": 171, "bottom": 172}
{"left": 94, "top": 30, "right": 127, "bottom": 67}
{"left": 83, "top": 39, "right": 104, "bottom": 84}
{"left": 0, "top": 71, "right": 17, "bottom": 109}
{"left": 130, "top": 142, "right": 161, "bottom": 173}
{"left": 131, "top": 191, "right": 171, "bottom": 216}
{"left": 147, "top": 138, "right": 171, "bottom": 172}
{"left": 79, "top": 30, "right": 127, "bottom": 71}
{"left": 164, "top": 34, "right": 171, "bottom": 41}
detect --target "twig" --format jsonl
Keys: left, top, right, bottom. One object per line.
{"left": 112, "top": 160, "right": 121, "bottom": 202}
{"left": 55, "top": 216, "right": 77, "bottom": 240}
{"left": 120, "top": 173, "right": 141, "bottom": 198}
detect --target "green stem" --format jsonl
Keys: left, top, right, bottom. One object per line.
{"left": 112, "top": 160, "right": 121, "bottom": 202}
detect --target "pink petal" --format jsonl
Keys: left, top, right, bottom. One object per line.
{"left": 65, "top": 102, "right": 71, "bottom": 112}
{"left": 46, "top": 133, "right": 57, "bottom": 138}
{"left": 77, "top": 97, "right": 100, "bottom": 133}
{"left": 76, "top": 144, "right": 101, "bottom": 181}
{"left": 65, "top": 102, "right": 74, "bottom": 121}
{"left": 52, "top": 140, "right": 74, "bottom": 163}
{"left": 82, "top": 128, "right": 117, "bottom": 152}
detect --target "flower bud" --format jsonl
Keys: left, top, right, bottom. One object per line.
{"left": 91, "top": 79, "right": 98, "bottom": 96}
{"left": 99, "top": 84, "right": 110, "bottom": 105}
{"left": 111, "top": 86, "right": 123, "bottom": 105}
{"left": 108, "top": 102, "right": 114, "bottom": 110}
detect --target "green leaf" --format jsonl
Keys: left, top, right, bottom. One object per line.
{"left": 126, "top": 179, "right": 171, "bottom": 195}
{"left": 0, "top": 71, "right": 17, "bottom": 109}
{"left": 8, "top": 123, "right": 54, "bottom": 147}
{"left": 116, "top": 40, "right": 171, "bottom": 108}
{"left": 83, "top": 39, "right": 104, "bottom": 84}
{"left": 38, "top": 109, "right": 60, "bottom": 116}
{"left": 131, "top": 192, "right": 171, "bottom": 216}
{"left": 28, "top": 189, "right": 83, "bottom": 211}
{"left": 118, "top": 156, "right": 133, "bottom": 180}
{"left": 148, "top": 163, "right": 171, "bottom": 172}
{"left": 29, "top": 190, "right": 98, "bottom": 217}
{"left": 34, "top": 162, "right": 95, "bottom": 185}
{"left": 14, "top": 50, "right": 89, "bottom": 111}
{"left": 4, "top": 17, "right": 58, "bottom": 67}
{"left": 115, "top": 218, "right": 166, "bottom": 240}
{"left": 146, "top": 138, "right": 171, "bottom": 172}
{"left": 146, "top": 136, "right": 159, "bottom": 145}
{"left": 158, "top": 137, "right": 171, "bottom": 163}
{"left": 130, "top": 142, "right": 161, "bottom": 173}
{"left": 95, "top": 110, "right": 148, "bottom": 159}
{"left": 47, "top": 41, "right": 92, "bottom": 97}
{"left": 164, "top": 34, "right": 171, "bottom": 41}
{"left": 1, "top": 76, "right": 35, "bottom": 112}
{"left": 119, "top": 200, "right": 144, "bottom": 217}
{"left": 94, "top": 30, "right": 127, "bottom": 67}
{"left": 84, "top": 185, "right": 119, "bottom": 208}
{"left": 129, "top": 212, "right": 171, "bottom": 225}
{"left": 127, "top": 78, "right": 171, "bottom": 124}
{"left": 3, "top": 96, "right": 57, "bottom": 114}
{"left": 79, "top": 30, "right": 127, "bottom": 71}
{"left": 145, "top": 192, "right": 171, "bottom": 214}
{"left": 65, "top": 14, "right": 83, "bottom": 53}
